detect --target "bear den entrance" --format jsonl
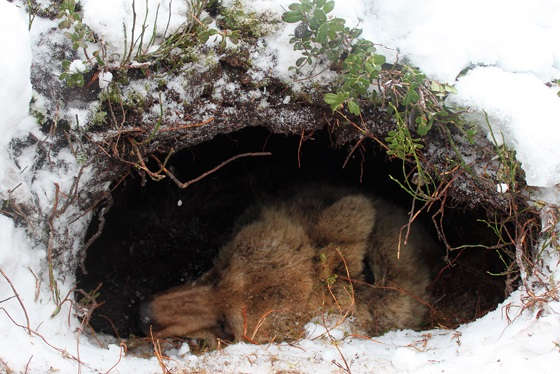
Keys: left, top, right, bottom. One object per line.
{"left": 77, "top": 126, "right": 515, "bottom": 342}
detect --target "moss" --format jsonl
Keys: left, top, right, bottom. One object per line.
{"left": 216, "top": 0, "right": 280, "bottom": 42}
{"left": 31, "top": 108, "right": 46, "bottom": 125}
{"left": 125, "top": 90, "right": 146, "bottom": 113}
{"left": 92, "top": 108, "right": 107, "bottom": 126}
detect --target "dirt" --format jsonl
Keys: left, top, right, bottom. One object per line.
{"left": 76, "top": 126, "right": 517, "bottom": 340}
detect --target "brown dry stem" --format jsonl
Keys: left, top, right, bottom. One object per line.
{"left": 0, "top": 268, "right": 31, "bottom": 335}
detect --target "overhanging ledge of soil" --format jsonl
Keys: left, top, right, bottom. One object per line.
{"left": 86, "top": 49, "right": 517, "bottom": 216}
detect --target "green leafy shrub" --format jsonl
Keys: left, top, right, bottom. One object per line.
{"left": 282, "top": 0, "right": 386, "bottom": 115}
{"left": 282, "top": 0, "right": 464, "bottom": 147}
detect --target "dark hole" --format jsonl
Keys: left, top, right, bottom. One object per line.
{"left": 77, "top": 126, "right": 512, "bottom": 338}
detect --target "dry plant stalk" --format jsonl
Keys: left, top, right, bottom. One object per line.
{"left": 0, "top": 268, "right": 31, "bottom": 335}
{"left": 104, "top": 343, "right": 126, "bottom": 374}
{"left": 150, "top": 327, "right": 171, "bottom": 374}
{"left": 154, "top": 151, "right": 272, "bottom": 189}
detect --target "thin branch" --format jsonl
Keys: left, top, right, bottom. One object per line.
{"left": 24, "top": 355, "right": 33, "bottom": 374}
{"left": 79, "top": 193, "right": 113, "bottom": 274}
{"left": 0, "top": 268, "right": 31, "bottom": 335}
{"left": 104, "top": 343, "right": 126, "bottom": 374}
{"left": 155, "top": 152, "right": 272, "bottom": 189}
{"left": 342, "top": 135, "right": 366, "bottom": 169}
{"left": 0, "top": 308, "right": 82, "bottom": 363}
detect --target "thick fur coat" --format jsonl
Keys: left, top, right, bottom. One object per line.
{"left": 139, "top": 186, "right": 436, "bottom": 346}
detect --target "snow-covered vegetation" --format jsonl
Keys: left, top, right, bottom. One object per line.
{"left": 1, "top": 0, "right": 560, "bottom": 373}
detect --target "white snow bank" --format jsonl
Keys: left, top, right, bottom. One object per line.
{"left": 0, "top": 1, "right": 35, "bottom": 202}
{"left": 449, "top": 67, "right": 560, "bottom": 187}
{"left": 240, "top": 0, "right": 560, "bottom": 84}
{"left": 342, "top": 0, "right": 560, "bottom": 187}
{"left": 239, "top": 0, "right": 560, "bottom": 187}
{"left": 81, "top": 0, "right": 188, "bottom": 56}
{"left": 338, "top": 0, "right": 560, "bottom": 84}
{"left": 0, "top": 209, "right": 162, "bottom": 374}
{"left": 0, "top": 1, "right": 32, "bottom": 141}
{"left": 164, "top": 290, "right": 560, "bottom": 374}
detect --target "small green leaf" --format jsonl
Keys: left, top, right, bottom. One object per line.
{"left": 316, "top": 23, "right": 328, "bottom": 44}
{"left": 198, "top": 33, "right": 209, "bottom": 43}
{"left": 282, "top": 11, "right": 303, "bottom": 23}
{"left": 330, "top": 18, "right": 345, "bottom": 30}
{"left": 324, "top": 91, "right": 349, "bottom": 111}
{"left": 324, "top": 1, "right": 335, "bottom": 13}
{"left": 229, "top": 31, "right": 241, "bottom": 44}
{"left": 431, "top": 81, "right": 443, "bottom": 92}
{"left": 198, "top": 29, "right": 217, "bottom": 43}
{"left": 309, "top": 9, "right": 326, "bottom": 29}
{"left": 373, "top": 54, "right": 386, "bottom": 65}
{"left": 58, "top": 20, "right": 71, "bottom": 29}
{"left": 324, "top": 93, "right": 339, "bottom": 105}
{"left": 404, "top": 89, "right": 420, "bottom": 105}
{"left": 296, "top": 57, "right": 307, "bottom": 67}
{"left": 288, "top": 3, "right": 301, "bottom": 11}
{"left": 350, "top": 28, "right": 362, "bottom": 38}
{"left": 347, "top": 99, "right": 360, "bottom": 115}
{"left": 416, "top": 115, "right": 432, "bottom": 136}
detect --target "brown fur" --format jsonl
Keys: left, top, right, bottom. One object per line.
{"left": 140, "top": 186, "right": 436, "bottom": 346}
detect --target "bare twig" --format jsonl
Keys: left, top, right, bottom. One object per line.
{"left": 0, "top": 296, "right": 16, "bottom": 304}
{"left": 0, "top": 308, "right": 82, "bottom": 363}
{"left": 99, "top": 314, "right": 122, "bottom": 341}
{"left": 27, "top": 267, "right": 41, "bottom": 302}
{"left": 250, "top": 309, "right": 282, "bottom": 342}
{"left": 0, "top": 358, "right": 14, "bottom": 374}
{"left": 150, "top": 327, "right": 171, "bottom": 374}
{"left": 24, "top": 355, "right": 33, "bottom": 374}
{"left": 79, "top": 193, "right": 113, "bottom": 274}
{"left": 0, "top": 268, "right": 31, "bottom": 335}
{"left": 156, "top": 152, "right": 272, "bottom": 189}
{"left": 104, "top": 343, "right": 126, "bottom": 374}
{"left": 342, "top": 135, "right": 366, "bottom": 169}
{"left": 321, "top": 313, "right": 352, "bottom": 374}
{"left": 241, "top": 306, "right": 256, "bottom": 344}
{"left": 298, "top": 129, "right": 304, "bottom": 168}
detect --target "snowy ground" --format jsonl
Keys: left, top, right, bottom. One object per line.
{"left": 1, "top": 0, "right": 560, "bottom": 373}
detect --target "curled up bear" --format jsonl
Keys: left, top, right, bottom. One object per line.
{"left": 139, "top": 186, "right": 437, "bottom": 348}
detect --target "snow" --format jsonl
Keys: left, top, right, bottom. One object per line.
{"left": 448, "top": 67, "right": 560, "bottom": 187}
{"left": 81, "top": 0, "right": 189, "bottom": 58}
{"left": 68, "top": 59, "right": 88, "bottom": 73}
{"left": 0, "top": 2, "right": 38, "bottom": 205}
{"left": 357, "top": 0, "right": 560, "bottom": 187}
{"left": 239, "top": 0, "right": 560, "bottom": 187}
{"left": 0, "top": 2, "right": 32, "bottom": 132}
{"left": 98, "top": 71, "right": 114, "bottom": 89}
{"left": 1, "top": 0, "right": 560, "bottom": 373}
